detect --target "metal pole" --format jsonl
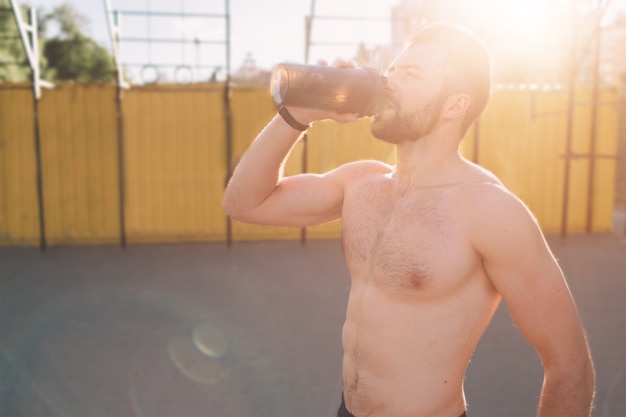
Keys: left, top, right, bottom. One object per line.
{"left": 32, "top": 84, "right": 47, "bottom": 251}
{"left": 224, "top": 0, "right": 233, "bottom": 247}
{"left": 113, "top": 11, "right": 127, "bottom": 248}
{"left": 585, "top": 10, "right": 603, "bottom": 233}
{"left": 561, "top": 2, "right": 579, "bottom": 238}
{"left": 299, "top": 0, "right": 316, "bottom": 246}
{"left": 29, "top": 8, "right": 46, "bottom": 251}
{"left": 11, "top": 2, "right": 49, "bottom": 250}
{"left": 616, "top": 72, "right": 626, "bottom": 239}
{"left": 115, "top": 86, "right": 127, "bottom": 248}
{"left": 104, "top": 2, "right": 129, "bottom": 247}
{"left": 300, "top": 131, "right": 309, "bottom": 246}
{"left": 305, "top": 0, "right": 316, "bottom": 64}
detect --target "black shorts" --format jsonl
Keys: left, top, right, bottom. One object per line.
{"left": 337, "top": 395, "right": 467, "bottom": 417}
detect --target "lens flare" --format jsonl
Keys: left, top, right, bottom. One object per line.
{"left": 192, "top": 322, "right": 230, "bottom": 359}
{"left": 167, "top": 333, "right": 227, "bottom": 384}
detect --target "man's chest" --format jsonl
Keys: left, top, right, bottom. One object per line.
{"left": 341, "top": 183, "right": 477, "bottom": 292}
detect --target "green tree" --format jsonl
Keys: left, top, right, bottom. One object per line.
{"left": 0, "top": 1, "right": 115, "bottom": 83}
{"left": 0, "top": 0, "right": 34, "bottom": 81}
{"left": 41, "top": 3, "right": 115, "bottom": 82}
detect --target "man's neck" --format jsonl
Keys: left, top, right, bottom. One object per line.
{"left": 392, "top": 131, "right": 464, "bottom": 194}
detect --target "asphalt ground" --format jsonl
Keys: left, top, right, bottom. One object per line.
{"left": 1, "top": 234, "right": 624, "bottom": 417}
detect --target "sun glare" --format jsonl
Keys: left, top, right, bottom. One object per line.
{"left": 508, "top": 7, "right": 552, "bottom": 40}
{"left": 463, "top": 0, "right": 558, "bottom": 39}
{"left": 448, "top": 0, "right": 569, "bottom": 82}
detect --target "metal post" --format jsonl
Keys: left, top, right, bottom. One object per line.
{"left": 10, "top": 1, "right": 54, "bottom": 250}
{"left": 561, "top": 3, "right": 579, "bottom": 238}
{"left": 114, "top": 82, "right": 127, "bottom": 248}
{"left": 585, "top": 11, "right": 602, "bottom": 233}
{"left": 29, "top": 8, "right": 46, "bottom": 251}
{"left": 305, "top": 0, "right": 317, "bottom": 64}
{"left": 104, "top": 1, "right": 130, "bottom": 248}
{"left": 300, "top": 132, "right": 309, "bottom": 246}
{"left": 299, "top": 0, "right": 316, "bottom": 246}
{"left": 619, "top": 74, "right": 626, "bottom": 239}
{"left": 114, "top": 10, "right": 128, "bottom": 248}
{"left": 32, "top": 80, "right": 46, "bottom": 251}
{"left": 224, "top": 0, "right": 233, "bottom": 247}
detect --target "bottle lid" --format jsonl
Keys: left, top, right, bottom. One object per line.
{"left": 270, "top": 64, "right": 288, "bottom": 106}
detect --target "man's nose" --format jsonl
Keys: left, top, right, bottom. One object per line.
{"left": 383, "top": 73, "right": 396, "bottom": 93}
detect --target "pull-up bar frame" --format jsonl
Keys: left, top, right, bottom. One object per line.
{"left": 8, "top": 0, "right": 54, "bottom": 251}
{"left": 103, "top": 0, "right": 232, "bottom": 247}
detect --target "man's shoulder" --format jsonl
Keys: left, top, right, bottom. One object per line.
{"left": 333, "top": 160, "right": 393, "bottom": 180}
{"left": 465, "top": 179, "right": 539, "bottom": 236}
{"left": 461, "top": 162, "right": 519, "bottom": 202}
{"left": 454, "top": 161, "right": 533, "bottom": 221}
{"left": 462, "top": 159, "right": 502, "bottom": 185}
{"left": 345, "top": 159, "right": 393, "bottom": 172}
{"left": 466, "top": 180, "right": 527, "bottom": 213}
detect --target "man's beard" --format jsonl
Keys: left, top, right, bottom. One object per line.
{"left": 371, "top": 94, "right": 447, "bottom": 144}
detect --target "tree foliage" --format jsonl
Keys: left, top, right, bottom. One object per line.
{"left": 44, "top": 33, "right": 115, "bottom": 82}
{"left": 0, "top": 0, "right": 32, "bottom": 81}
{"left": 42, "top": 3, "right": 115, "bottom": 82}
{"left": 0, "top": 1, "right": 115, "bottom": 83}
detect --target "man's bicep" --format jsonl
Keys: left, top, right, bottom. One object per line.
{"left": 228, "top": 159, "right": 390, "bottom": 227}
{"left": 231, "top": 172, "right": 344, "bottom": 227}
{"left": 479, "top": 199, "right": 587, "bottom": 363}
{"left": 268, "top": 173, "right": 345, "bottom": 225}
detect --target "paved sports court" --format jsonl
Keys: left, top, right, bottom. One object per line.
{"left": 1, "top": 234, "right": 624, "bottom": 417}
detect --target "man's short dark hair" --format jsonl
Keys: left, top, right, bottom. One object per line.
{"left": 407, "top": 23, "right": 492, "bottom": 135}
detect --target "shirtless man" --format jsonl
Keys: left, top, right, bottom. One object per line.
{"left": 222, "top": 24, "right": 594, "bottom": 417}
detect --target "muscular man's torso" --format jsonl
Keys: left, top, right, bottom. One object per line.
{"left": 339, "top": 169, "right": 503, "bottom": 417}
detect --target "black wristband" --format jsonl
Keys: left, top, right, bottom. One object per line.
{"left": 278, "top": 106, "right": 308, "bottom": 131}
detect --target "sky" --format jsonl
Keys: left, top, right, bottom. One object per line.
{"left": 24, "top": 0, "right": 405, "bottom": 83}
{"left": 21, "top": 0, "right": 626, "bottom": 84}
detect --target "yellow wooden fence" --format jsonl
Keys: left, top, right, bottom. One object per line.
{"left": 0, "top": 83, "right": 619, "bottom": 246}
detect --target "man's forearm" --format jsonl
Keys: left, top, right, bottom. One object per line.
{"left": 538, "top": 364, "right": 595, "bottom": 417}
{"left": 223, "top": 114, "right": 304, "bottom": 215}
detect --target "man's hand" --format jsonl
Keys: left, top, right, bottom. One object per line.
{"left": 286, "top": 59, "right": 362, "bottom": 127}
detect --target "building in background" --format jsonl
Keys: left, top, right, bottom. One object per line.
{"left": 231, "top": 52, "right": 272, "bottom": 84}
{"left": 600, "top": 12, "right": 626, "bottom": 86}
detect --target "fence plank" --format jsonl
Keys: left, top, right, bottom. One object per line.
{"left": 0, "top": 85, "right": 39, "bottom": 245}
{"left": 123, "top": 84, "right": 227, "bottom": 243}
{"left": 36, "top": 84, "right": 120, "bottom": 244}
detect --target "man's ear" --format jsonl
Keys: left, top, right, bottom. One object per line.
{"left": 443, "top": 94, "right": 471, "bottom": 120}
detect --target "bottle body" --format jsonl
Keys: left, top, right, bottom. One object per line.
{"left": 270, "top": 63, "right": 386, "bottom": 117}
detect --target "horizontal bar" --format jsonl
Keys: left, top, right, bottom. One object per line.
{"left": 39, "top": 79, "right": 54, "bottom": 89}
{"left": 310, "top": 41, "right": 404, "bottom": 47}
{"left": 0, "top": 84, "right": 32, "bottom": 90}
{"left": 124, "top": 63, "right": 223, "bottom": 68}
{"left": 310, "top": 41, "right": 368, "bottom": 46}
{"left": 131, "top": 85, "right": 226, "bottom": 93}
{"left": 312, "top": 15, "right": 401, "bottom": 22}
{"left": 561, "top": 153, "right": 618, "bottom": 159}
{"left": 574, "top": 100, "right": 620, "bottom": 105}
{"left": 532, "top": 111, "right": 568, "bottom": 117}
{"left": 120, "top": 37, "right": 226, "bottom": 45}
{"left": 117, "top": 10, "right": 226, "bottom": 18}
